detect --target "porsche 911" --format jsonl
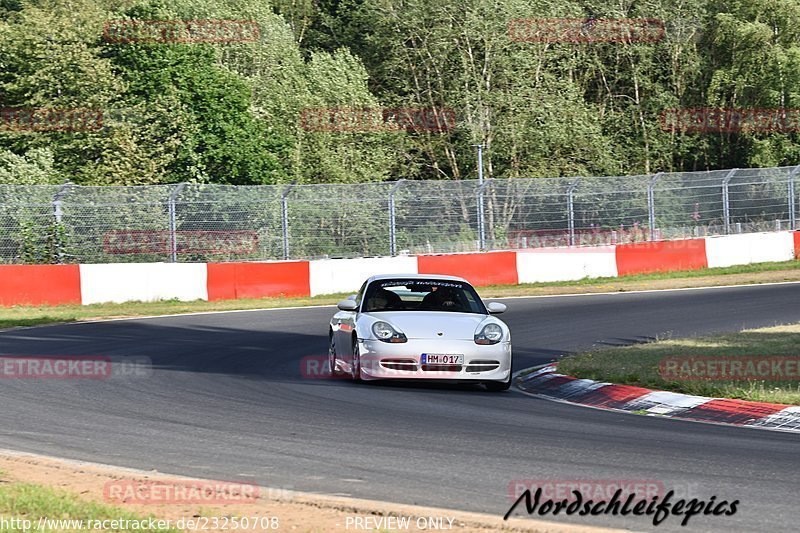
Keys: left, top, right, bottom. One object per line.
{"left": 328, "top": 274, "right": 512, "bottom": 390}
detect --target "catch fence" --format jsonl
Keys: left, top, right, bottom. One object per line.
{"left": 1, "top": 165, "right": 798, "bottom": 263}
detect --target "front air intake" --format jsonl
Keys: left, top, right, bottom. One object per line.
{"left": 466, "top": 360, "right": 500, "bottom": 372}
{"left": 421, "top": 364, "right": 462, "bottom": 372}
{"left": 380, "top": 359, "right": 418, "bottom": 371}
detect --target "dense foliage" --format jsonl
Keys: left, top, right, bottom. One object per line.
{"left": 1, "top": 0, "right": 799, "bottom": 185}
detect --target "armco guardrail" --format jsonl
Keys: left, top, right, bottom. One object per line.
{"left": 1, "top": 165, "right": 799, "bottom": 265}
{"left": 1, "top": 231, "right": 798, "bottom": 307}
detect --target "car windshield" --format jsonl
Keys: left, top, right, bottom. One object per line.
{"left": 362, "top": 279, "right": 487, "bottom": 314}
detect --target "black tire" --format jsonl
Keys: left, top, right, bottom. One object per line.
{"left": 328, "top": 333, "right": 340, "bottom": 377}
{"left": 485, "top": 372, "right": 511, "bottom": 392}
{"left": 351, "top": 336, "right": 362, "bottom": 382}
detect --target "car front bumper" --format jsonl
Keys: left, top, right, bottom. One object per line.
{"left": 358, "top": 338, "right": 512, "bottom": 382}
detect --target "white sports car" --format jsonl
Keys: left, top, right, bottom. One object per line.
{"left": 328, "top": 274, "right": 512, "bottom": 391}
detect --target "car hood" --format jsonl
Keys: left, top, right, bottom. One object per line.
{"left": 362, "top": 311, "right": 490, "bottom": 340}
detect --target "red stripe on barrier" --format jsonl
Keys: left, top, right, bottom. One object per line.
{"left": 615, "top": 239, "right": 707, "bottom": 276}
{"left": 0, "top": 265, "right": 81, "bottom": 306}
{"left": 207, "top": 262, "right": 310, "bottom": 301}
{"left": 794, "top": 231, "right": 800, "bottom": 258}
{"left": 417, "top": 251, "right": 518, "bottom": 286}
{"left": 674, "top": 398, "right": 787, "bottom": 425}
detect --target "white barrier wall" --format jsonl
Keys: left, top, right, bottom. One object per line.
{"left": 705, "top": 232, "right": 795, "bottom": 268}
{"left": 31, "top": 230, "right": 797, "bottom": 306}
{"left": 79, "top": 263, "right": 208, "bottom": 304}
{"left": 516, "top": 247, "right": 618, "bottom": 283}
{"left": 309, "top": 256, "right": 418, "bottom": 296}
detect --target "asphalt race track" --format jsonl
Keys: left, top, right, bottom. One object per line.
{"left": 1, "top": 283, "right": 800, "bottom": 532}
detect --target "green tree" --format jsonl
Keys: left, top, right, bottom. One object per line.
{"left": 700, "top": 0, "right": 800, "bottom": 167}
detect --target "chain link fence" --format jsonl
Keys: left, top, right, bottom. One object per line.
{"left": 1, "top": 165, "right": 799, "bottom": 264}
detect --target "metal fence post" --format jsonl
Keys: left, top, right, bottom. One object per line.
{"left": 788, "top": 165, "right": 800, "bottom": 230}
{"left": 388, "top": 180, "right": 405, "bottom": 256}
{"left": 52, "top": 182, "right": 72, "bottom": 264}
{"left": 647, "top": 172, "right": 663, "bottom": 241}
{"left": 721, "top": 168, "right": 738, "bottom": 235}
{"left": 168, "top": 183, "right": 187, "bottom": 263}
{"left": 476, "top": 179, "right": 493, "bottom": 250}
{"left": 281, "top": 181, "right": 296, "bottom": 260}
{"left": 567, "top": 178, "right": 580, "bottom": 246}
{"left": 474, "top": 144, "right": 487, "bottom": 250}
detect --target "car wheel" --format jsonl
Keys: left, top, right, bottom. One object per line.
{"left": 485, "top": 372, "right": 511, "bottom": 392}
{"left": 351, "top": 338, "right": 362, "bottom": 382}
{"left": 328, "top": 333, "right": 339, "bottom": 377}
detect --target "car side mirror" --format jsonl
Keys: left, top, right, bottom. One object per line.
{"left": 337, "top": 299, "right": 358, "bottom": 311}
{"left": 486, "top": 302, "right": 506, "bottom": 314}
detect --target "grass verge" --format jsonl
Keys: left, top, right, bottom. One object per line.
{"left": 558, "top": 323, "right": 800, "bottom": 405}
{"left": 0, "top": 481, "right": 179, "bottom": 532}
{"left": 2, "top": 259, "right": 800, "bottom": 329}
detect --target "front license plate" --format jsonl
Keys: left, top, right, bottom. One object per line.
{"left": 421, "top": 353, "right": 464, "bottom": 365}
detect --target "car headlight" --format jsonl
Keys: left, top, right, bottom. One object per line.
{"left": 475, "top": 323, "right": 503, "bottom": 345}
{"left": 372, "top": 321, "right": 408, "bottom": 343}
